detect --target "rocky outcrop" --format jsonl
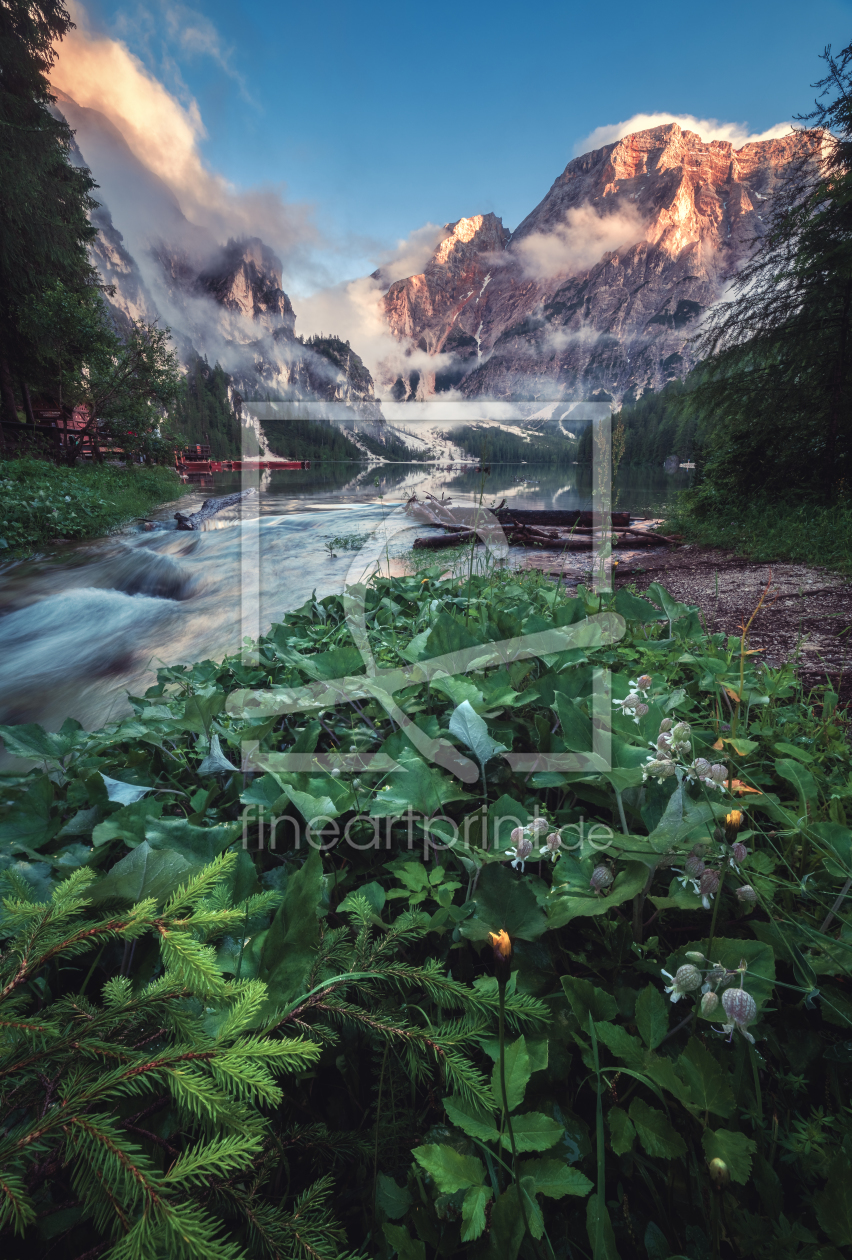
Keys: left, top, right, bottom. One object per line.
{"left": 380, "top": 124, "right": 817, "bottom": 407}
{"left": 57, "top": 90, "right": 381, "bottom": 420}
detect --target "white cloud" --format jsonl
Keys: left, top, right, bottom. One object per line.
{"left": 372, "top": 223, "right": 450, "bottom": 287}
{"left": 51, "top": 3, "right": 317, "bottom": 264}
{"left": 574, "top": 112, "right": 791, "bottom": 156}
{"left": 514, "top": 202, "right": 646, "bottom": 280}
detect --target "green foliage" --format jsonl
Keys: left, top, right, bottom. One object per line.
{"left": 259, "top": 413, "right": 364, "bottom": 462}
{"left": 448, "top": 423, "right": 577, "bottom": 465}
{"left": 170, "top": 357, "right": 247, "bottom": 459}
{"left": 0, "top": 566, "right": 851, "bottom": 1256}
{"left": 0, "top": 457, "right": 187, "bottom": 551}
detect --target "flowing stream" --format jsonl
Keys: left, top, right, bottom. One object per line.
{"left": 0, "top": 461, "right": 692, "bottom": 734}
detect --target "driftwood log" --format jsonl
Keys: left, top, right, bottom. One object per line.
{"left": 412, "top": 526, "right": 677, "bottom": 551}
{"left": 175, "top": 488, "right": 257, "bottom": 531}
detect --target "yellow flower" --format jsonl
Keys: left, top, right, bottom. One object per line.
{"left": 725, "top": 810, "right": 744, "bottom": 831}
{"left": 488, "top": 929, "right": 512, "bottom": 961}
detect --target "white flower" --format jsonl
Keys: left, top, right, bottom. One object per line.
{"left": 64, "top": 495, "right": 72, "bottom": 502}
{"left": 507, "top": 837, "right": 533, "bottom": 871}
{"left": 661, "top": 963, "right": 702, "bottom": 1003}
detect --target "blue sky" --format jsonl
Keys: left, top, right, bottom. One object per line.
{"left": 76, "top": 0, "right": 852, "bottom": 282}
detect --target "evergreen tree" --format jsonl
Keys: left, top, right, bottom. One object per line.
{"left": 684, "top": 42, "right": 852, "bottom": 504}
{"left": 0, "top": 1, "right": 99, "bottom": 440}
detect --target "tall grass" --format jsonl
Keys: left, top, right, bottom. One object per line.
{"left": 0, "top": 458, "right": 188, "bottom": 553}
{"left": 666, "top": 494, "right": 852, "bottom": 573}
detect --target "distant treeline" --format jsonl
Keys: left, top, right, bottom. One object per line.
{"left": 575, "top": 380, "right": 702, "bottom": 466}
{"left": 171, "top": 358, "right": 251, "bottom": 459}
{"left": 448, "top": 425, "right": 576, "bottom": 464}
{"left": 260, "top": 415, "right": 363, "bottom": 462}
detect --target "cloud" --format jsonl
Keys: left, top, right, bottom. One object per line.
{"left": 514, "top": 202, "right": 646, "bottom": 280}
{"left": 574, "top": 112, "right": 791, "bottom": 156}
{"left": 50, "top": 3, "right": 316, "bottom": 263}
{"left": 371, "top": 223, "right": 450, "bottom": 287}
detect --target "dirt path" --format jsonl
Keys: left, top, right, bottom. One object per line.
{"left": 523, "top": 542, "right": 852, "bottom": 701}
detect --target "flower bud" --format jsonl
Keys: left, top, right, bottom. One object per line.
{"left": 722, "top": 987, "right": 757, "bottom": 1029}
{"left": 672, "top": 722, "right": 691, "bottom": 741}
{"left": 710, "top": 764, "right": 728, "bottom": 782}
{"left": 700, "top": 869, "right": 720, "bottom": 898}
{"left": 708, "top": 1157, "right": 729, "bottom": 1187}
{"left": 637, "top": 675, "right": 652, "bottom": 691}
{"left": 531, "top": 817, "right": 549, "bottom": 834}
{"left": 685, "top": 951, "right": 706, "bottom": 962}
{"left": 510, "top": 826, "right": 526, "bottom": 844}
{"left": 658, "top": 718, "right": 673, "bottom": 733}
{"left": 656, "top": 733, "right": 673, "bottom": 752}
{"left": 645, "top": 758, "right": 676, "bottom": 780}
{"left": 731, "top": 841, "right": 748, "bottom": 863}
{"left": 488, "top": 929, "right": 512, "bottom": 984}
{"left": 635, "top": 702, "right": 649, "bottom": 717}
{"left": 590, "top": 864, "right": 614, "bottom": 891}
{"left": 515, "top": 837, "right": 533, "bottom": 861}
{"left": 736, "top": 884, "right": 758, "bottom": 903}
{"left": 545, "top": 832, "right": 562, "bottom": 851}
{"left": 692, "top": 758, "right": 711, "bottom": 776}
{"left": 701, "top": 991, "right": 720, "bottom": 1016}
{"left": 666, "top": 963, "right": 702, "bottom": 1000}
{"left": 624, "top": 692, "right": 641, "bottom": 707}
{"left": 685, "top": 853, "right": 705, "bottom": 878}
{"left": 712, "top": 826, "right": 725, "bottom": 844}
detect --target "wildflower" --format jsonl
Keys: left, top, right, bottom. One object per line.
{"left": 643, "top": 757, "right": 676, "bottom": 783}
{"left": 507, "top": 836, "right": 533, "bottom": 871}
{"left": 64, "top": 495, "right": 72, "bottom": 502}
{"left": 725, "top": 809, "right": 744, "bottom": 832}
{"left": 530, "top": 817, "right": 549, "bottom": 835}
{"left": 684, "top": 951, "right": 706, "bottom": 963}
{"left": 707, "top": 1158, "right": 730, "bottom": 1187}
{"left": 541, "top": 832, "right": 563, "bottom": 862}
{"left": 331, "top": 767, "right": 341, "bottom": 778}
{"left": 736, "top": 884, "right": 758, "bottom": 903}
{"left": 661, "top": 963, "right": 702, "bottom": 1003}
{"left": 488, "top": 929, "right": 512, "bottom": 984}
{"left": 674, "top": 850, "right": 705, "bottom": 891}
{"left": 699, "top": 868, "right": 720, "bottom": 909}
{"left": 670, "top": 722, "right": 691, "bottom": 754}
{"left": 590, "top": 864, "right": 614, "bottom": 892}
{"left": 729, "top": 840, "right": 748, "bottom": 871}
{"left": 658, "top": 718, "right": 673, "bottom": 733}
{"left": 509, "top": 827, "right": 526, "bottom": 845}
{"left": 701, "top": 991, "right": 720, "bottom": 1017}
{"left": 616, "top": 691, "right": 647, "bottom": 723}
{"left": 718, "top": 987, "right": 758, "bottom": 1043}
{"left": 636, "top": 675, "right": 652, "bottom": 692}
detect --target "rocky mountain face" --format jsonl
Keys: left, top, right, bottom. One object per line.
{"left": 59, "top": 92, "right": 381, "bottom": 422}
{"left": 381, "top": 124, "right": 817, "bottom": 408}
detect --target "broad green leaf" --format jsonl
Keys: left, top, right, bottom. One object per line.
{"left": 0, "top": 774, "right": 59, "bottom": 852}
{"left": 676, "top": 1038, "right": 735, "bottom": 1117}
{"left": 383, "top": 1222, "right": 425, "bottom": 1260}
{"left": 490, "top": 1036, "right": 531, "bottom": 1112}
{"left": 814, "top": 1153, "right": 852, "bottom": 1246}
{"left": 502, "top": 1111, "right": 564, "bottom": 1152}
{"left": 460, "top": 862, "right": 547, "bottom": 942}
{"left": 772, "top": 741, "right": 814, "bottom": 763}
{"left": 701, "top": 1128, "right": 756, "bottom": 1184}
{"left": 774, "top": 757, "right": 819, "bottom": 803}
{"left": 561, "top": 976, "right": 618, "bottom": 1025}
{"left": 722, "top": 737, "right": 759, "bottom": 755}
{"left": 281, "top": 784, "right": 340, "bottom": 824}
{"left": 92, "top": 798, "right": 163, "bottom": 848}
{"left": 548, "top": 861, "right": 650, "bottom": 928}
{"left": 636, "top": 984, "right": 669, "bottom": 1050}
{"left": 628, "top": 1098, "right": 686, "bottom": 1159}
{"left": 553, "top": 693, "right": 593, "bottom": 753}
{"left": 449, "top": 700, "right": 507, "bottom": 766}
{"left": 58, "top": 806, "right": 100, "bottom": 837}
{"left": 461, "top": 1184, "right": 492, "bottom": 1241}
{"left": 594, "top": 1020, "right": 646, "bottom": 1069}
{"left": 180, "top": 691, "right": 225, "bottom": 735}
{"left": 586, "top": 1193, "right": 620, "bottom": 1260}
{"left": 614, "top": 588, "right": 668, "bottom": 622}
{"left": 369, "top": 747, "right": 470, "bottom": 818}
{"left": 259, "top": 847, "right": 324, "bottom": 1003}
{"left": 812, "top": 822, "right": 852, "bottom": 876}
{"left": 376, "top": 1173, "right": 412, "bottom": 1221}
{"left": 487, "top": 1187, "right": 525, "bottom": 1260}
{"left": 197, "top": 733, "right": 236, "bottom": 777}
{"left": 646, "top": 582, "right": 694, "bottom": 623}
{"left": 647, "top": 783, "right": 715, "bottom": 851}
{"left": 100, "top": 773, "right": 154, "bottom": 805}
{"left": 644, "top": 1221, "right": 672, "bottom": 1260}
{"left": 0, "top": 723, "right": 78, "bottom": 763}
{"left": 412, "top": 1143, "right": 484, "bottom": 1193}
{"left": 143, "top": 817, "right": 240, "bottom": 863}
{"left": 444, "top": 1095, "right": 499, "bottom": 1142}
{"left": 608, "top": 1106, "right": 636, "bottom": 1155}
{"left": 518, "top": 1159, "right": 592, "bottom": 1199}
{"left": 91, "top": 842, "right": 197, "bottom": 905}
